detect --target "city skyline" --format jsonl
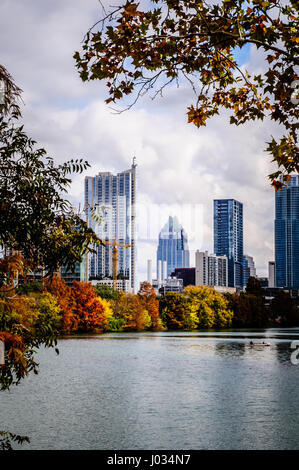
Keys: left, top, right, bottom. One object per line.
{"left": 0, "top": 0, "right": 278, "bottom": 287}
{"left": 80, "top": 160, "right": 279, "bottom": 288}
{"left": 81, "top": 162, "right": 270, "bottom": 289}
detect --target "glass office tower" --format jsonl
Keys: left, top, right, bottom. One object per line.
{"left": 157, "top": 216, "right": 190, "bottom": 280}
{"left": 214, "top": 199, "right": 243, "bottom": 288}
{"left": 84, "top": 161, "right": 137, "bottom": 291}
{"left": 243, "top": 254, "right": 256, "bottom": 288}
{"left": 275, "top": 175, "right": 299, "bottom": 289}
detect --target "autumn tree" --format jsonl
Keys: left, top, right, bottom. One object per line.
{"left": 0, "top": 287, "right": 61, "bottom": 448}
{"left": 0, "top": 257, "right": 61, "bottom": 390}
{"left": 160, "top": 292, "right": 184, "bottom": 329}
{"left": 225, "top": 292, "right": 250, "bottom": 327}
{"left": 44, "top": 276, "right": 77, "bottom": 333}
{"left": 75, "top": 0, "right": 298, "bottom": 185}
{"left": 126, "top": 294, "right": 152, "bottom": 330}
{"left": 160, "top": 292, "right": 198, "bottom": 329}
{"left": 0, "top": 291, "right": 62, "bottom": 392}
{"left": 225, "top": 291, "right": 268, "bottom": 327}
{"left": 113, "top": 291, "right": 128, "bottom": 320}
{"left": 113, "top": 291, "right": 151, "bottom": 330}
{"left": 185, "top": 286, "right": 233, "bottom": 328}
{"left": 72, "top": 281, "right": 107, "bottom": 332}
{"left": 97, "top": 296, "right": 124, "bottom": 331}
{"left": 138, "top": 281, "right": 161, "bottom": 330}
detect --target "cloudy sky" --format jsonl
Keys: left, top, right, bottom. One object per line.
{"left": 0, "top": 0, "right": 280, "bottom": 284}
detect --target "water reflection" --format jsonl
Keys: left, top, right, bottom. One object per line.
{"left": 1, "top": 329, "right": 299, "bottom": 450}
{"left": 157, "top": 329, "right": 296, "bottom": 364}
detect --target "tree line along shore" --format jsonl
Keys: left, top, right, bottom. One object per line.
{"left": 5, "top": 276, "right": 298, "bottom": 338}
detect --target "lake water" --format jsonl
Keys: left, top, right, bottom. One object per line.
{"left": 1, "top": 329, "right": 299, "bottom": 450}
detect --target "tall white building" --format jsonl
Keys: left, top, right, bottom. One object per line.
{"left": 268, "top": 261, "right": 276, "bottom": 288}
{"left": 84, "top": 161, "right": 137, "bottom": 291}
{"left": 195, "top": 250, "right": 228, "bottom": 287}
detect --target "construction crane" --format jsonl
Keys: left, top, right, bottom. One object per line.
{"left": 104, "top": 236, "right": 131, "bottom": 291}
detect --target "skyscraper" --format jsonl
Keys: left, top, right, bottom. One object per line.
{"left": 243, "top": 254, "right": 256, "bottom": 288}
{"left": 214, "top": 199, "right": 243, "bottom": 288}
{"left": 84, "top": 161, "right": 137, "bottom": 291}
{"left": 275, "top": 175, "right": 299, "bottom": 289}
{"left": 157, "top": 216, "right": 190, "bottom": 279}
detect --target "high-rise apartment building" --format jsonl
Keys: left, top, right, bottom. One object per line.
{"left": 275, "top": 175, "right": 299, "bottom": 288}
{"left": 195, "top": 250, "right": 228, "bottom": 287}
{"left": 157, "top": 216, "right": 190, "bottom": 280}
{"left": 84, "top": 161, "right": 137, "bottom": 291}
{"left": 214, "top": 199, "right": 243, "bottom": 288}
{"left": 243, "top": 254, "right": 256, "bottom": 288}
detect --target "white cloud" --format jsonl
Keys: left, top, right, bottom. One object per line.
{"left": 0, "top": 0, "right": 280, "bottom": 285}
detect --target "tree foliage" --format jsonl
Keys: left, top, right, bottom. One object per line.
{"left": 159, "top": 287, "right": 233, "bottom": 330}
{"left": 113, "top": 291, "right": 152, "bottom": 330}
{"left": 98, "top": 296, "right": 124, "bottom": 331}
{"left": 71, "top": 281, "right": 107, "bottom": 332}
{"left": 0, "top": 290, "right": 61, "bottom": 391}
{"left": 138, "top": 281, "right": 161, "bottom": 330}
{"left": 185, "top": 285, "right": 233, "bottom": 328}
{"left": 74, "top": 0, "right": 299, "bottom": 185}
{"left": 44, "top": 276, "right": 77, "bottom": 333}
{"left": 225, "top": 291, "right": 268, "bottom": 327}
{"left": 160, "top": 291, "right": 199, "bottom": 329}
{"left": 0, "top": 254, "right": 28, "bottom": 290}
{"left": 93, "top": 283, "right": 120, "bottom": 300}
{"left": 16, "top": 280, "right": 43, "bottom": 295}
{"left": 0, "top": 64, "right": 104, "bottom": 276}
{"left": 0, "top": 117, "right": 102, "bottom": 274}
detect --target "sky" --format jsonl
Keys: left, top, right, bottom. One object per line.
{"left": 0, "top": 0, "right": 280, "bottom": 285}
